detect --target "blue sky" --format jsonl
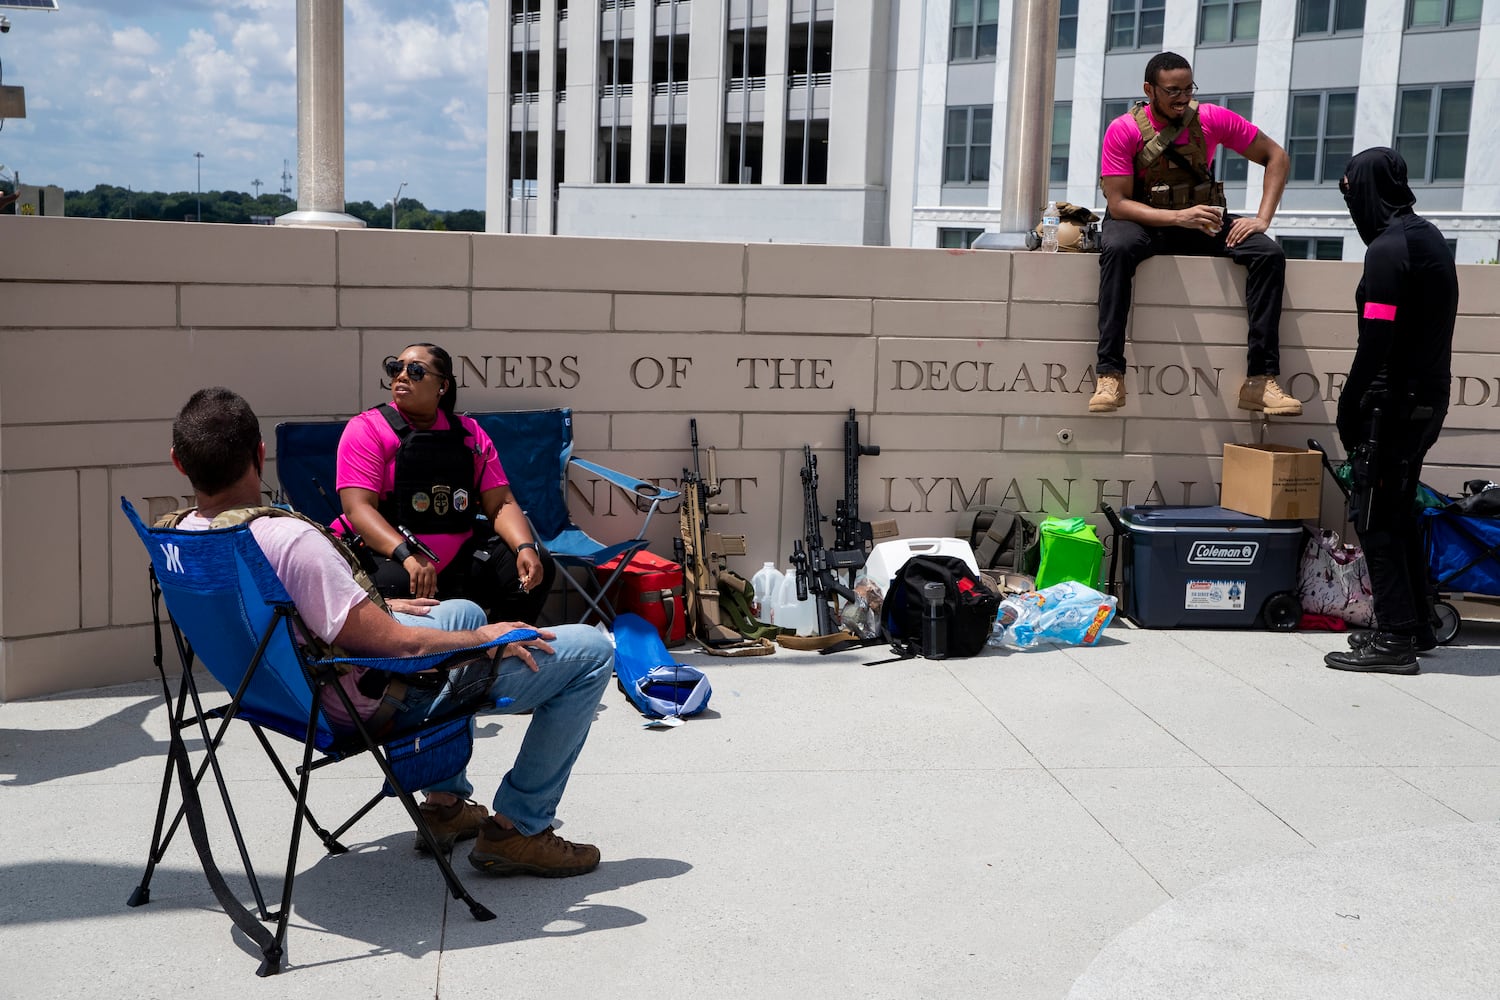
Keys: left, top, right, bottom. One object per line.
{"left": 0, "top": 0, "right": 491, "bottom": 210}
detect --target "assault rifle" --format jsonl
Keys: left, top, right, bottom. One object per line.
{"left": 829, "top": 408, "right": 898, "bottom": 578}
{"left": 675, "top": 420, "right": 759, "bottom": 650}
{"left": 790, "top": 445, "right": 862, "bottom": 636}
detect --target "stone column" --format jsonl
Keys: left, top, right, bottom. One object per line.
{"left": 277, "top": 0, "right": 364, "bottom": 228}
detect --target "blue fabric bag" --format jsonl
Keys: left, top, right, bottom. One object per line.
{"left": 612, "top": 613, "right": 712, "bottom": 720}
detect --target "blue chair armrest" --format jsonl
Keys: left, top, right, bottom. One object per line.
{"left": 569, "top": 457, "right": 680, "bottom": 512}
{"left": 313, "top": 628, "right": 537, "bottom": 676}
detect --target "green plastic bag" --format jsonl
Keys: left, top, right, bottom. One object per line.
{"left": 1034, "top": 516, "right": 1104, "bottom": 590}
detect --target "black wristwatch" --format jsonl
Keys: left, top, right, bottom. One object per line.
{"left": 391, "top": 541, "right": 414, "bottom": 564}
{"left": 516, "top": 541, "right": 539, "bottom": 554}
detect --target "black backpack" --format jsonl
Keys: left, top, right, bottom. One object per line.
{"left": 882, "top": 556, "right": 1000, "bottom": 659}
{"left": 956, "top": 504, "right": 1040, "bottom": 573}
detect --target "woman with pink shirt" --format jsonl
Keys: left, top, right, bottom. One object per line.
{"left": 336, "top": 342, "right": 556, "bottom": 623}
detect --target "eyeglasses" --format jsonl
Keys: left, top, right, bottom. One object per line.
{"left": 383, "top": 358, "right": 442, "bottom": 382}
{"left": 1152, "top": 83, "right": 1199, "bottom": 99}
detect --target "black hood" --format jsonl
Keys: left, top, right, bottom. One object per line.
{"left": 1340, "top": 147, "right": 1416, "bottom": 245}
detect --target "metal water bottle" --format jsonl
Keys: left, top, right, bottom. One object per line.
{"left": 921, "top": 581, "right": 948, "bottom": 660}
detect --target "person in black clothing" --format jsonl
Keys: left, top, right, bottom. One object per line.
{"left": 1324, "top": 147, "right": 1458, "bottom": 675}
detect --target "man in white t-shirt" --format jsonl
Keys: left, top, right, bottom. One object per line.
{"left": 168, "top": 387, "right": 612, "bottom": 879}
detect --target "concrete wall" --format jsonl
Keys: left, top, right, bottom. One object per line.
{"left": 2, "top": 215, "right": 1498, "bottom": 700}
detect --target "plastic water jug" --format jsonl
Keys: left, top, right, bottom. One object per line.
{"left": 749, "top": 562, "right": 783, "bottom": 623}
{"left": 769, "top": 568, "right": 820, "bottom": 637}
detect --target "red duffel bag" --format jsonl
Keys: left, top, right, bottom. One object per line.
{"left": 596, "top": 550, "right": 687, "bottom": 647}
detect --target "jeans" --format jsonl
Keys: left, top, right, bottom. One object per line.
{"left": 1097, "top": 216, "right": 1286, "bottom": 377}
{"left": 390, "top": 604, "right": 613, "bottom": 836}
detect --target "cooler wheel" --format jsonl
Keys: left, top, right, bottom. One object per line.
{"left": 1261, "top": 591, "right": 1301, "bottom": 632}
{"left": 1433, "top": 601, "right": 1461, "bottom": 645}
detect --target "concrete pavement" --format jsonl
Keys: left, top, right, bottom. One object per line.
{"left": 3, "top": 618, "right": 1499, "bottom": 1000}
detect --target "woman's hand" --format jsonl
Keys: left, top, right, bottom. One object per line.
{"left": 516, "top": 546, "right": 545, "bottom": 592}
{"left": 404, "top": 553, "right": 439, "bottom": 600}
{"left": 387, "top": 597, "right": 440, "bottom": 616}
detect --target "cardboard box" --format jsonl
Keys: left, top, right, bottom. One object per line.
{"left": 1219, "top": 443, "right": 1322, "bottom": 521}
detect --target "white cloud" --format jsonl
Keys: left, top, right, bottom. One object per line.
{"left": 111, "top": 26, "right": 161, "bottom": 59}
{"left": 7, "top": 0, "right": 491, "bottom": 208}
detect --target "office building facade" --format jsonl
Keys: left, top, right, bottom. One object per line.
{"left": 486, "top": 0, "right": 1500, "bottom": 261}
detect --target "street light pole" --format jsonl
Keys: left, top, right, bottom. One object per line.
{"left": 391, "top": 180, "right": 407, "bottom": 230}
{"left": 194, "top": 151, "right": 204, "bottom": 222}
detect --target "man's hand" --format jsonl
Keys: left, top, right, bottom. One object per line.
{"left": 483, "top": 622, "right": 557, "bottom": 672}
{"left": 1174, "top": 204, "right": 1224, "bottom": 234}
{"left": 387, "top": 597, "right": 440, "bottom": 616}
{"left": 403, "top": 553, "right": 438, "bottom": 599}
{"left": 1226, "top": 215, "right": 1269, "bottom": 248}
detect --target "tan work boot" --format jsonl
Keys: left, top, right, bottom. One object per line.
{"left": 468, "top": 819, "right": 601, "bottom": 878}
{"left": 1088, "top": 373, "right": 1126, "bottom": 412}
{"left": 414, "top": 797, "right": 489, "bottom": 853}
{"left": 1238, "top": 375, "right": 1302, "bottom": 416}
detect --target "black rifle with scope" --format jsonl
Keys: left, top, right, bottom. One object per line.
{"left": 791, "top": 444, "right": 861, "bottom": 636}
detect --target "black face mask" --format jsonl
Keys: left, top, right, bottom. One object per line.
{"left": 1340, "top": 147, "right": 1416, "bottom": 246}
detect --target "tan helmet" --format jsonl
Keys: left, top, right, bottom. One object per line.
{"left": 1033, "top": 218, "right": 1090, "bottom": 252}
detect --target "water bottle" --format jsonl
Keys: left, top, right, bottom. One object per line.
{"left": 1040, "top": 201, "right": 1060, "bottom": 253}
{"left": 921, "top": 581, "right": 948, "bottom": 659}
{"left": 987, "top": 609, "right": 1007, "bottom": 648}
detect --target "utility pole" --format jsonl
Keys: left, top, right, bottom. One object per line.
{"left": 280, "top": 159, "right": 292, "bottom": 197}
{"left": 194, "top": 151, "right": 204, "bottom": 222}
{"left": 252, "top": 178, "right": 264, "bottom": 198}
{"left": 390, "top": 180, "right": 407, "bottom": 230}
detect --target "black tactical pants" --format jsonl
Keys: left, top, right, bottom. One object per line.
{"left": 1350, "top": 404, "right": 1448, "bottom": 637}
{"left": 1096, "top": 215, "right": 1286, "bottom": 377}
{"left": 368, "top": 526, "right": 558, "bottom": 624}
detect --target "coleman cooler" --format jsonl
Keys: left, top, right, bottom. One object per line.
{"left": 1113, "top": 505, "right": 1304, "bottom": 629}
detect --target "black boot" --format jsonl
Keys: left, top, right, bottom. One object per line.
{"left": 1326, "top": 633, "right": 1420, "bottom": 674}
{"left": 1347, "top": 628, "right": 1437, "bottom": 653}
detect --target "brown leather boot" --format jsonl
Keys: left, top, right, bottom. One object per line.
{"left": 1088, "top": 373, "right": 1125, "bottom": 413}
{"left": 414, "top": 798, "right": 489, "bottom": 853}
{"left": 468, "top": 819, "right": 600, "bottom": 878}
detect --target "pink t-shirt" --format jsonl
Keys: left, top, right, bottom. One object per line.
{"left": 177, "top": 511, "right": 378, "bottom": 727}
{"left": 335, "top": 404, "right": 509, "bottom": 572}
{"left": 1100, "top": 102, "right": 1259, "bottom": 179}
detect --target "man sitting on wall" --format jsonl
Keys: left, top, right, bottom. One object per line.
{"left": 1090, "top": 50, "right": 1301, "bottom": 418}
{"left": 166, "top": 386, "right": 612, "bottom": 878}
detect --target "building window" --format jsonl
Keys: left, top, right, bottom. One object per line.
{"left": 1051, "top": 103, "right": 1073, "bottom": 183}
{"left": 945, "top": 106, "right": 993, "bottom": 184}
{"left": 1288, "top": 90, "right": 1355, "bottom": 182}
{"left": 939, "top": 228, "right": 985, "bottom": 249}
{"left": 1199, "top": 0, "right": 1260, "bottom": 43}
{"left": 1200, "top": 94, "right": 1253, "bottom": 182}
{"left": 1296, "top": 0, "right": 1365, "bottom": 34}
{"left": 1108, "top": 0, "right": 1166, "bottom": 51}
{"left": 1407, "top": 0, "right": 1481, "bottom": 28}
{"left": 1280, "top": 236, "right": 1344, "bottom": 259}
{"left": 1059, "top": 0, "right": 1079, "bottom": 50}
{"left": 1396, "top": 85, "right": 1471, "bottom": 183}
{"left": 1445, "top": 238, "right": 1458, "bottom": 257}
{"left": 951, "top": 0, "right": 1001, "bottom": 61}
{"left": 1099, "top": 99, "right": 1133, "bottom": 175}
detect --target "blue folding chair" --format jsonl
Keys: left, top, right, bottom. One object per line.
{"left": 120, "top": 499, "right": 533, "bottom": 976}
{"left": 466, "top": 409, "right": 677, "bottom": 625}
{"left": 275, "top": 408, "right": 678, "bottom": 625}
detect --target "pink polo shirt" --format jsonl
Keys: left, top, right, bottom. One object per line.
{"left": 1100, "top": 102, "right": 1259, "bottom": 179}
{"left": 335, "top": 404, "right": 509, "bottom": 572}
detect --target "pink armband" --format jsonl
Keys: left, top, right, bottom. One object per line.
{"left": 1363, "top": 302, "right": 1398, "bottom": 321}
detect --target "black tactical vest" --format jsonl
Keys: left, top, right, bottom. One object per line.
{"left": 374, "top": 404, "right": 479, "bottom": 536}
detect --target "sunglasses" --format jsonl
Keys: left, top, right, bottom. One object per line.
{"left": 383, "top": 358, "right": 444, "bottom": 382}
